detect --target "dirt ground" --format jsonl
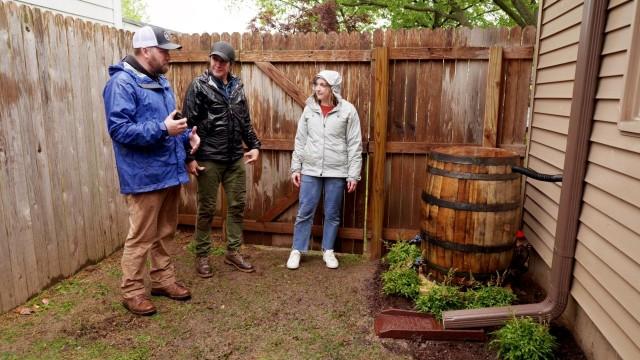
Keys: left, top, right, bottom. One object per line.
{"left": 0, "top": 228, "right": 585, "bottom": 360}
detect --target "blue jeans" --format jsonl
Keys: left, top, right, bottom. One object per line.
{"left": 292, "top": 175, "right": 345, "bottom": 252}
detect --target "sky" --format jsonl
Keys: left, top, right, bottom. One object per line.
{"left": 145, "top": 0, "right": 258, "bottom": 34}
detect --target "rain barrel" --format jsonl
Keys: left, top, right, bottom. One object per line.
{"left": 420, "top": 146, "right": 521, "bottom": 281}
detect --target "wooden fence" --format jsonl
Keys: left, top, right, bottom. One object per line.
{"left": 0, "top": 0, "right": 534, "bottom": 313}
{"left": 0, "top": 2, "right": 129, "bottom": 313}
{"left": 170, "top": 27, "right": 534, "bottom": 258}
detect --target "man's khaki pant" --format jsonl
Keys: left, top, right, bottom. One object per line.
{"left": 121, "top": 186, "right": 180, "bottom": 299}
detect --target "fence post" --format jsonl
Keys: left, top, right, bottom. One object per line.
{"left": 369, "top": 46, "right": 389, "bottom": 260}
{"left": 482, "top": 46, "right": 503, "bottom": 148}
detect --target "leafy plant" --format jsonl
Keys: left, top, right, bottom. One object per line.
{"left": 414, "top": 284, "right": 465, "bottom": 320}
{"left": 490, "top": 317, "right": 556, "bottom": 360}
{"left": 465, "top": 285, "right": 517, "bottom": 309}
{"left": 384, "top": 241, "right": 421, "bottom": 270}
{"left": 381, "top": 268, "right": 420, "bottom": 299}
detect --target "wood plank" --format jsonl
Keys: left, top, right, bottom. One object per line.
{"left": 483, "top": 46, "right": 503, "bottom": 147}
{"left": 254, "top": 61, "right": 307, "bottom": 107}
{"left": 369, "top": 46, "right": 390, "bottom": 259}
{"left": 388, "top": 46, "right": 533, "bottom": 60}
{"left": 0, "top": 1, "right": 32, "bottom": 307}
{"left": 170, "top": 49, "right": 372, "bottom": 63}
{"left": 8, "top": 2, "right": 41, "bottom": 296}
{"left": 257, "top": 189, "right": 299, "bottom": 222}
{"left": 17, "top": 7, "right": 56, "bottom": 289}
{"left": 170, "top": 47, "right": 533, "bottom": 64}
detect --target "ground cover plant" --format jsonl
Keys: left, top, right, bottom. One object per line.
{"left": 414, "top": 283, "right": 465, "bottom": 321}
{"left": 490, "top": 317, "right": 556, "bottom": 360}
{"left": 383, "top": 240, "right": 421, "bottom": 270}
{"left": 381, "top": 267, "right": 421, "bottom": 299}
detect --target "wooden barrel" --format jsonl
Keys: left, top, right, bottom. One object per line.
{"left": 420, "top": 146, "right": 521, "bottom": 281}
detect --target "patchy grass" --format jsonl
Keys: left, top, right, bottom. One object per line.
{"left": 0, "top": 229, "right": 407, "bottom": 360}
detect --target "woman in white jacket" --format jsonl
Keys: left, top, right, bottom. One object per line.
{"left": 287, "top": 70, "right": 362, "bottom": 270}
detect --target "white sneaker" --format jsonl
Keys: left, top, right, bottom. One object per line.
{"left": 287, "top": 250, "right": 301, "bottom": 269}
{"left": 323, "top": 250, "right": 339, "bottom": 269}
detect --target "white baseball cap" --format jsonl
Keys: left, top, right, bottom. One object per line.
{"left": 132, "top": 26, "right": 181, "bottom": 50}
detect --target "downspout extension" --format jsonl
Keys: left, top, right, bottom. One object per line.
{"left": 443, "top": 0, "right": 608, "bottom": 329}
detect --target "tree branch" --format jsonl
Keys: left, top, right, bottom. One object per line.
{"left": 492, "top": 0, "right": 527, "bottom": 26}
{"left": 342, "top": 0, "right": 472, "bottom": 27}
{"left": 511, "top": 0, "right": 537, "bottom": 25}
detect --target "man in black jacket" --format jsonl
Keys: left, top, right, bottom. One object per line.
{"left": 183, "top": 41, "right": 261, "bottom": 276}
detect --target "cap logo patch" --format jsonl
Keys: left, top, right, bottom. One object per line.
{"left": 163, "top": 31, "right": 171, "bottom": 41}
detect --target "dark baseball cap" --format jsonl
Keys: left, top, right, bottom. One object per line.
{"left": 209, "top": 41, "right": 235, "bottom": 62}
{"left": 133, "top": 26, "right": 181, "bottom": 50}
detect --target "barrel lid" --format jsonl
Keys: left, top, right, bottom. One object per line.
{"left": 429, "top": 146, "right": 519, "bottom": 166}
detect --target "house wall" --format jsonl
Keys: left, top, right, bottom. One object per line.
{"left": 525, "top": 0, "right": 640, "bottom": 359}
{"left": 13, "top": 0, "right": 122, "bottom": 27}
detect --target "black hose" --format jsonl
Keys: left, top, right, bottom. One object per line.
{"left": 512, "top": 166, "right": 563, "bottom": 183}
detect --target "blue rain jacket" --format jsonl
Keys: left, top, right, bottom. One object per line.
{"left": 103, "top": 61, "right": 190, "bottom": 194}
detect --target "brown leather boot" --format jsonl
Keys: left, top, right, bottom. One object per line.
{"left": 224, "top": 251, "right": 255, "bottom": 273}
{"left": 151, "top": 282, "right": 191, "bottom": 300}
{"left": 122, "top": 294, "right": 156, "bottom": 316}
{"left": 195, "top": 256, "right": 213, "bottom": 278}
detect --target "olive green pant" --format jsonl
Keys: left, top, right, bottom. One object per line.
{"left": 194, "top": 159, "right": 246, "bottom": 257}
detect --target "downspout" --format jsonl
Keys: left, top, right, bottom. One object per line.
{"left": 442, "top": 0, "right": 608, "bottom": 329}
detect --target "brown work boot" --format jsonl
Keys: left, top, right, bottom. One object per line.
{"left": 224, "top": 251, "right": 255, "bottom": 273}
{"left": 151, "top": 282, "right": 191, "bottom": 300}
{"left": 195, "top": 256, "right": 213, "bottom": 278}
{"left": 122, "top": 294, "right": 156, "bottom": 316}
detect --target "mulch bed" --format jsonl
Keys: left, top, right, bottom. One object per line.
{"left": 367, "top": 263, "right": 587, "bottom": 360}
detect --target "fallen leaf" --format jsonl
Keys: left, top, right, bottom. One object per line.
{"left": 14, "top": 306, "right": 33, "bottom": 315}
{"left": 41, "top": 298, "right": 50, "bottom": 305}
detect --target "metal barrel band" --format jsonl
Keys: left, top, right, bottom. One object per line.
{"left": 421, "top": 191, "right": 520, "bottom": 212}
{"left": 427, "top": 166, "right": 520, "bottom": 181}
{"left": 429, "top": 151, "right": 519, "bottom": 166}
{"left": 422, "top": 258, "right": 506, "bottom": 280}
{"left": 421, "top": 231, "right": 514, "bottom": 254}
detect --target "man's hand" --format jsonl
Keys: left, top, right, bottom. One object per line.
{"left": 347, "top": 180, "right": 358, "bottom": 193}
{"left": 188, "top": 126, "right": 200, "bottom": 154}
{"left": 164, "top": 110, "right": 187, "bottom": 136}
{"left": 244, "top": 149, "right": 259, "bottom": 164}
{"left": 291, "top": 172, "right": 301, "bottom": 188}
{"left": 187, "top": 160, "right": 205, "bottom": 176}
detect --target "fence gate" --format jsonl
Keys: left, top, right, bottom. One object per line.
{"left": 169, "top": 28, "right": 534, "bottom": 257}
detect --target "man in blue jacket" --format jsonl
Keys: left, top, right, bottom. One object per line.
{"left": 103, "top": 26, "right": 200, "bottom": 316}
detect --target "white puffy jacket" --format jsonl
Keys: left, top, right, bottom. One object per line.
{"left": 291, "top": 96, "right": 362, "bottom": 181}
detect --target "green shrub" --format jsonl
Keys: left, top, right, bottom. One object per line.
{"left": 384, "top": 241, "right": 421, "bottom": 269}
{"left": 465, "top": 285, "right": 517, "bottom": 309}
{"left": 414, "top": 284, "right": 465, "bottom": 320}
{"left": 381, "top": 268, "right": 420, "bottom": 299}
{"left": 490, "top": 317, "right": 556, "bottom": 360}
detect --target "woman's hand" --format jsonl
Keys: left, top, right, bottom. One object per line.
{"left": 347, "top": 180, "right": 357, "bottom": 193}
{"left": 291, "top": 172, "right": 301, "bottom": 188}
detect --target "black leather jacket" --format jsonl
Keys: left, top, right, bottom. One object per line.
{"left": 183, "top": 71, "right": 261, "bottom": 162}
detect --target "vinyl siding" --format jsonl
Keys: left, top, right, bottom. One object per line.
{"left": 14, "top": 0, "right": 122, "bottom": 27}
{"left": 525, "top": 0, "right": 640, "bottom": 358}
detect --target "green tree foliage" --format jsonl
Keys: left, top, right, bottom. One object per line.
{"left": 246, "top": 0, "right": 538, "bottom": 33}
{"left": 122, "top": 0, "right": 148, "bottom": 22}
